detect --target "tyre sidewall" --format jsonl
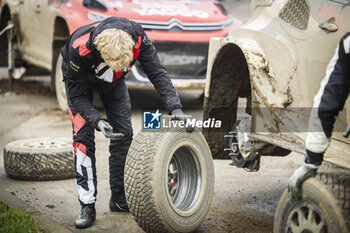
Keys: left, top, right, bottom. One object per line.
{"left": 274, "top": 178, "right": 347, "bottom": 233}
{"left": 3, "top": 137, "right": 74, "bottom": 181}
{"left": 55, "top": 55, "right": 68, "bottom": 112}
{"left": 153, "top": 130, "right": 214, "bottom": 232}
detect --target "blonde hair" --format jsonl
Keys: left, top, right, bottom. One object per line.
{"left": 94, "top": 29, "right": 135, "bottom": 72}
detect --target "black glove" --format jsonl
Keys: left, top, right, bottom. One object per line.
{"left": 97, "top": 120, "right": 124, "bottom": 140}
{"left": 287, "top": 163, "right": 319, "bottom": 200}
{"left": 170, "top": 108, "right": 194, "bottom": 133}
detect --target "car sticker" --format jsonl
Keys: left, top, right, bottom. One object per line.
{"left": 88, "top": 11, "right": 109, "bottom": 22}
{"left": 96, "top": 0, "right": 124, "bottom": 8}
{"left": 131, "top": 8, "right": 209, "bottom": 19}
{"left": 131, "top": 0, "right": 208, "bottom": 19}
{"left": 157, "top": 53, "right": 205, "bottom": 66}
{"left": 190, "top": 0, "right": 200, "bottom": 4}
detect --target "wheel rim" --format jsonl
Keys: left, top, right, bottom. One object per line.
{"left": 167, "top": 147, "right": 202, "bottom": 212}
{"left": 286, "top": 202, "right": 330, "bottom": 233}
{"left": 20, "top": 138, "right": 71, "bottom": 149}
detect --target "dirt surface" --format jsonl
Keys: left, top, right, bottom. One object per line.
{"left": 0, "top": 1, "right": 342, "bottom": 233}
{"left": 0, "top": 1, "right": 298, "bottom": 232}
{"left": 0, "top": 75, "right": 345, "bottom": 233}
{"left": 0, "top": 68, "right": 305, "bottom": 233}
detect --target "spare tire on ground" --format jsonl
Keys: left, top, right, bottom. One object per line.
{"left": 274, "top": 172, "right": 350, "bottom": 233}
{"left": 125, "top": 128, "right": 214, "bottom": 233}
{"left": 3, "top": 137, "right": 74, "bottom": 181}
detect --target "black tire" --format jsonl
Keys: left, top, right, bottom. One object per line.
{"left": 54, "top": 54, "right": 68, "bottom": 112}
{"left": 274, "top": 173, "right": 350, "bottom": 233}
{"left": 0, "top": 27, "right": 7, "bottom": 66}
{"left": 3, "top": 137, "right": 74, "bottom": 181}
{"left": 0, "top": 8, "right": 10, "bottom": 66}
{"left": 125, "top": 129, "right": 214, "bottom": 233}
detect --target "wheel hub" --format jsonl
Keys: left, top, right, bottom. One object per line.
{"left": 286, "top": 203, "right": 329, "bottom": 233}
{"left": 168, "top": 159, "right": 178, "bottom": 197}
{"left": 167, "top": 147, "right": 202, "bottom": 212}
{"left": 20, "top": 138, "right": 71, "bottom": 149}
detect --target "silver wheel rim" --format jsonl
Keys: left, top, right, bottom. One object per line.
{"left": 20, "top": 138, "right": 71, "bottom": 149}
{"left": 286, "top": 203, "right": 329, "bottom": 233}
{"left": 167, "top": 147, "right": 202, "bottom": 212}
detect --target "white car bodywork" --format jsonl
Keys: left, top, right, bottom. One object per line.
{"left": 203, "top": 0, "right": 350, "bottom": 169}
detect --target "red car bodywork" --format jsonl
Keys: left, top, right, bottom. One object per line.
{"left": 0, "top": 0, "right": 242, "bottom": 90}
{"left": 56, "top": 0, "right": 241, "bottom": 42}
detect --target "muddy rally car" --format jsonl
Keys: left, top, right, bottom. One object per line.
{"left": 0, "top": 0, "right": 241, "bottom": 111}
{"left": 202, "top": 0, "right": 350, "bottom": 232}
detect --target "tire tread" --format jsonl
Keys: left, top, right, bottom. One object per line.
{"left": 315, "top": 172, "right": 350, "bottom": 230}
{"left": 125, "top": 132, "right": 168, "bottom": 232}
{"left": 3, "top": 146, "right": 74, "bottom": 181}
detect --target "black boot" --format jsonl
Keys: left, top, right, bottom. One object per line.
{"left": 75, "top": 204, "right": 96, "bottom": 228}
{"left": 109, "top": 193, "right": 129, "bottom": 212}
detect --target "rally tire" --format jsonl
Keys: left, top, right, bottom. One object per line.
{"left": 0, "top": 29, "right": 7, "bottom": 66}
{"left": 125, "top": 129, "right": 214, "bottom": 233}
{"left": 124, "top": 132, "right": 148, "bottom": 228}
{"left": 3, "top": 137, "right": 74, "bottom": 181}
{"left": 0, "top": 11, "right": 11, "bottom": 67}
{"left": 274, "top": 173, "right": 350, "bottom": 233}
{"left": 54, "top": 54, "right": 68, "bottom": 112}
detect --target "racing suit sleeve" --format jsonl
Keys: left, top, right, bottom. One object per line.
{"left": 65, "top": 50, "right": 103, "bottom": 127}
{"left": 305, "top": 32, "right": 350, "bottom": 165}
{"left": 135, "top": 27, "right": 182, "bottom": 112}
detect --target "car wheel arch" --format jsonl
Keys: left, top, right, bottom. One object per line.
{"left": 1, "top": 4, "right": 21, "bottom": 39}
{"left": 203, "top": 40, "right": 292, "bottom": 159}
{"left": 0, "top": 5, "right": 11, "bottom": 27}
{"left": 203, "top": 41, "right": 252, "bottom": 159}
{"left": 53, "top": 16, "right": 69, "bottom": 41}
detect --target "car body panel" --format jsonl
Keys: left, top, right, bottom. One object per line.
{"left": 0, "top": 0, "right": 241, "bottom": 90}
{"left": 204, "top": 0, "right": 350, "bottom": 168}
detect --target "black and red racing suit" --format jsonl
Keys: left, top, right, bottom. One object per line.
{"left": 61, "top": 17, "right": 182, "bottom": 205}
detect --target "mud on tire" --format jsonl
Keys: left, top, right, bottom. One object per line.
{"left": 274, "top": 173, "right": 350, "bottom": 233}
{"left": 3, "top": 137, "right": 74, "bottom": 181}
{"left": 124, "top": 129, "right": 214, "bottom": 233}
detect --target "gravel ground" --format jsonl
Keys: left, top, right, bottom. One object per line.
{"left": 0, "top": 2, "right": 303, "bottom": 232}
{"left": 0, "top": 1, "right": 344, "bottom": 232}
{"left": 0, "top": 72, "right": 306, "bottom": 233}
